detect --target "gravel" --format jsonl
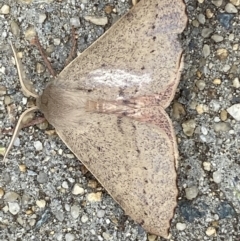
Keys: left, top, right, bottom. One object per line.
{"left": 1, "top": 0, "right": 240, "bottom": 240}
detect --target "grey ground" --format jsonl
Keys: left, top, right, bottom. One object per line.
{"left": 0, "top": 0, "right": 240, "bottom": 240}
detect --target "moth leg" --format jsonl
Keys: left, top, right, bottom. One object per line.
{"left": 30, "top": 37, "right": 56, "bottom": 77}
{"left": 65, "top": 26, "right": 77, "bottom": 67}
{"left": 3, "top": 106, "right": 38, "bottom": 163}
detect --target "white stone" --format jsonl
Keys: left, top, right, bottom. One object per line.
{"left": 72, "top": 183, "right": 84, "bottom": 195}
{"left": 8, "top": 202, "right": 20, "bottom": 215}
{"left": 1, "top": 5, "right": 10, "bottom": 14}
{"left": 71, "top": 205, "right": 80, "bottom": 219}
{"left": 34, "top": 141, "right": 43, "bottom": 151}
{"left": 81, "top": 214, "right": 88, "bottom": 223}
{"left": 203, "top": 162, "right": 211, "bottom": 171}
{"left": 65, "top": 233, "right": 75, "bottom": 241}
{"left": 39, "top": 13, "right": 47, "bottom": 23}
{"left": 227, "top": 104, "right": 240, "bottom": 121}
{"left": 36, "top": 199, "right": 46, "bottom": 208}
{"left": 225, "top": 3, "right": 238, "bottom": 13}
{"left": 176, "top": 222, "right": 187, "bottom": 231}
{"left": 185, "top": 186, "right": 198, "bottom": 200}
{"left": 213, "top": 170, "right": 222, "bottom": 183}
{"left": 206, "top": 226, "right": 216, "bottom": 236}
{"left": 233, "top": 78, "right": 240, "bottom": 88}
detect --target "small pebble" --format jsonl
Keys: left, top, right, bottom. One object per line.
{"left": 38, "top": 13, "right": 47, "bottom": 23}
{"left": 37, "top": 172, "right": 48, "bottom": 183}
{"left": 211, "top": 34, "right": 223, "bottom": 42}
{"left": 4, "top": 96, "right": 12, "bottom": 105}
{"left": 25, "top": 26, "right": 36, "bottom": 41}
{"left": 104, "top": 5, "right": 113, "bottom": 14}
{"left": 213, "top": 170, "right": 222, "bottom": 183}
{"left": 196, "top": 79, "right": 206, "bottom": 90}
{"left": 182, "top": 119, "right": 196, "bottom": 137}
{"left": 206, "top": 9, "right": 214, "bottom": 18}
{"left": 233, "top": 77, "right": 240, "bottom": 88}
{"left": 230, "top": 0, "right": 240, "bottom": 6}
{"left": 227, "top": 104, "right": 240, "bottom": 121}
{"left": 198, "top": 14, "right": 205, "bottom": 24}
{"left": 65, "top": 233, "right": 75, "bottom": 241}
{"left": 217, "top": 13, "right": 235, "bottom": 29}
{"left": 8, "top": 202, "right": 20, "bottom": 215}
{"left": 10, "top": 20, "right": 20, "bottom": 36}
{"left": 147, "top": 234, "right": 157, "bottom": 241}
{"left": 203, "top": 44, "right": 210, "bottom": 57}
{"left": 201, "top": 28, "right": 213, "bottom": 38}
{"left": 81, "top": 214, "right": 88, "bottom": 223}
{"left": 1, "top": 4, "right": 10, "bottom": 14}
{"left": 196, "top": 104, "right": 209, "bottom": 114}
{"left": 13, "top": 137, "right": 20, "bottom": 147}
{"left": 172, "top": 102, "right": 186, "bottom": 119}
{"left": 233, "top": 43, "right": 239, "bottom": 50}
{"left": 0, "top": 85, "right": 6, "bottom": 96}
{"left": 213, "top": 78, "right": 221, "bottom": 85}
{"left": 72, "top": 183, "right": 84, "bottom": 195}
{"left": 19, "top": 164, "right": 27, "bottom": 172}
{"left": 225, "top": 3, "right": 238, "bottom": 13}
{"left": 222, "top": 65, "right": 231, "bottom": 72}
{"left": 185, "top": 186, "right": 198, "bottom": 200}
{"left": 70, "top": 17, "right": 81, "bottom": 27}
{"left": 34, "top": 141, "right": 43, "bottom": 151}
{"left": 212, "top": 0, "right": 223, "bottom": 7}
{"left": 36, "top": 63, "right": 45, "bottom": 74}
{"left": 220, "top": 110, "right": 228, "bottom": 121}
{"left": 206, "top": 226, "right": 216, "bottom": 236}
{"left": 4, "top": 192, "right": 19, "bottom": 202}
{"left": 176, "top": 222, "right": 187, "bottom": 231}
{"left": 36, "top": 199, "right": 46, "bottom": 208}
{"left": 0, "top": 147, "right": 6, "bottom": 156}
{"left": 71, "top": 205, "right": 80, "bottom": 219}
{"left": 203, "top": 162, "right": 211, "bottom": 171}
{"left": 216, "top": 48, "right": 228, "bottom": 60}
{"left": 97, "top": 209, "right": 105, "bottom": 218}
{"left": 88, "top": 180, "right": 98, "bottom": 188}
{"left": 201, "top": 126, "right": 208, "bottom": 135}
{"left": 62, "top": 181, "right": 69, "bottom": 189}
{"left": 87, "top": 192, "right": 102, "bottom": 202}
{"left": 213, "top": 122, "right": 231, "bottom": 132}
{"left": 53, "top": 38, "right": 61, "bottom": 46}
{"left": 84, "top": 16, "right": 108, "bottom": 25}
{"left": 0, "top": 188, "right": 4, "bottom": 198}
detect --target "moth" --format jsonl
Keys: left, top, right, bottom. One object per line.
{"left": 3, "top": 0, "right": 187, "bottom": 238}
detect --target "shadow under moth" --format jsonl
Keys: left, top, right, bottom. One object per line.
{"left": 3, "top": 0, "right": 187, "bottom": 238}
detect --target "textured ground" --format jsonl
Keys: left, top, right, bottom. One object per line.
{"left": 0, "top": 0, "right": 240, "bottom": 240}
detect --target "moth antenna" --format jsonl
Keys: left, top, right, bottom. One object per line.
{"left": 10, "top": 42, "right": 39, "bottom": 99}
{"left": 3, "top": 106, "right": 39, "bottom": 163}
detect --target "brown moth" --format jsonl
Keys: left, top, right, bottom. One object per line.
{"left": 4, "top": 0, "right": 187, "bottom": 238}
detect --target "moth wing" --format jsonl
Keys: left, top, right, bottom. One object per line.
{"left": 56, "top": 107, "right": 177, "bottom": 238}
{"left": 55, "top": 0, "right": 187, "bottom": 106}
